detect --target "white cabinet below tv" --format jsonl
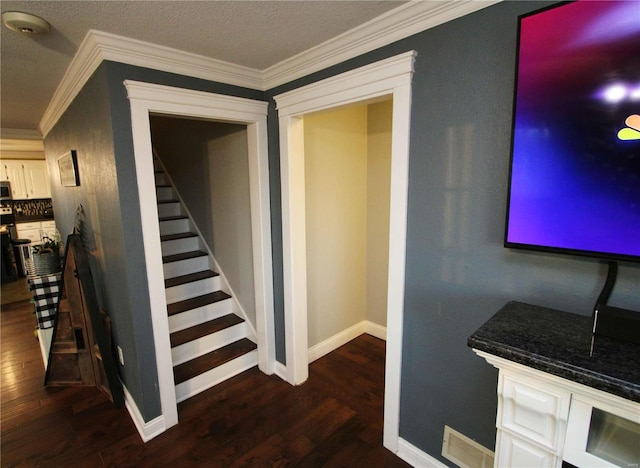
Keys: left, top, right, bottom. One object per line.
{"left": 469, "top": 302, "right": 640, "bottom": 468}
{"left": 476, "top": 351, "right": 639, "bottom": 467}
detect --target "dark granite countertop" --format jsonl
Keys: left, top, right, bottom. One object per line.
{"left": 468, "top": 301, "right": 640, "bottom": 403}
{"left": 14, "top": 215, "right": 55, "bottom": 223}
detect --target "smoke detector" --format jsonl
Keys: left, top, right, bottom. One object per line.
{"left": 2, "top": 11, "right": 50, "bottom": 36}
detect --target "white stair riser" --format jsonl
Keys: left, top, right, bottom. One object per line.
{"left": 155, "top": 172, "right": 168, "bottom": 185}
{"left": 158, "top": 202, "right": 182, "bottom": 218}
{"left": 156, "top": 186, "right": 175, "bottom": 202}
{"left": 161, "top": 237, "right": 200, "bottom": 256}
{"left": 163, "top": 256, "right": 209, "bottom": 279}
{"left": 165, "top": 276, "right": 222, "bottom": 303}
{"left": 159, "top": 218, "right": 190, "bottom": 236}
{"left": 171, "top": 322, "right": 248, "bottom": 366}
{"left": 168, "top": 298, "right": 234, "bottom": 333}
{"left": 175, "top": 350, "right": 258, "bottom": 403}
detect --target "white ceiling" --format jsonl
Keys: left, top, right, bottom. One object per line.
{"left": 0, "top": 0, "right": 407, "bottom": 133}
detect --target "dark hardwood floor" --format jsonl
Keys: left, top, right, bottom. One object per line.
{"left": 1, "top": 297, "right": 411, "bottom": 467}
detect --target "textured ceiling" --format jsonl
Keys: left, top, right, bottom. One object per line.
{"left": 0, "top": 0, "right": 406, "bottom": 132}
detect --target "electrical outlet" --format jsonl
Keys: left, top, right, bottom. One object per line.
{"left": 117, "top": 346, "right": 124, "bottom": 366}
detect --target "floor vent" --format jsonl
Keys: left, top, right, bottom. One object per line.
{"left": 442, "top": 425, "right": 494, "bottom": 468}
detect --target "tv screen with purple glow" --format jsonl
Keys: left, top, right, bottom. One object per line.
{"left": 505, "top": 0, "right": 640, "bottom": 263}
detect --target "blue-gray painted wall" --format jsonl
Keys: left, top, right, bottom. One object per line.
{"left": 45, "top": 61, "right": 265, "bottom": 421}
{"left": 43, "top": 1, "right": 640, "bottom": 463}
{"left": 266, "top": 0, "right": 639, "bottom": 460}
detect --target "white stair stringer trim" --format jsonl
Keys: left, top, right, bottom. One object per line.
{"left": 154, "top": 155, "right": 258, "bottom": 343}
{"left": 171, "top": 321, "right": 249, "bottom": 366}
{"left": 175, "top": 349, "right": 258, "bottom": 403}
{"left": 168, "top": 297, "right": 236, "bottom": 333}
{"left": 207, "top": 255, "right": 257, "bottom": 343}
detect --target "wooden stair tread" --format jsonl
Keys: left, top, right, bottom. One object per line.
{"left": 162, "top": 250, "right": 208, "bottom": 264}
{"left": 165, "top": 270, "right": 219, "bottom": 288}
{"left": 157, "top": 199, "right": 179, "bottom": 205}
{"left": 167, "top": 290, "right": 231, "bottom": 316}
{"left": 160, "top": 232, "right": 198, "bottom": 242}
{"left": 173, "top": 338, "right": 257, "bottom": 384}
{"left": 159, "top": 215, "right": 188, "bottom": 222}
{"left": 170, "top": 314, "right": 245, "bottom": 348}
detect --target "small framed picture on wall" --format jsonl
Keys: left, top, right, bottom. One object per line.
{"left": 58, "top": 150, "right": 80, "bottom": 187}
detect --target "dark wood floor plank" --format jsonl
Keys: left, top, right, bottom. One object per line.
{"left": 1, "top": 295, "right": 411, "bottom": 467}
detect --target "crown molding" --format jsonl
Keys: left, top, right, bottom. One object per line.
{"left": 38, "top": 1, "right": 502, "bottom": 136}
{"left": 39, "top": 31, "right": 108, "bottom": 137}
{"left": 39, "top": 30, "right": 264, "bottom": 136}
{"left": 0, "top": 138, "right": 44, "bottom": 152}
{"left": 90, "top": 30, "right": 264, "bottom": 90}
{"left": 0, "top": 129, "right": 45, "bottom": 158}
{"left": 1, "top": 128, "right": 43, "bottom": 140}
{"left": 262, "top": 0, "right": 502, "bottom": 90}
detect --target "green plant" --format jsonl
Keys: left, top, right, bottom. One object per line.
{"left": 33, "top": 236, "right": 60, "bottom": 254}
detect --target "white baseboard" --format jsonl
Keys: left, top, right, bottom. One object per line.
{"left": 273, "top": 360, "right": 288, "bottom": 381}
{"left": 396, "top": 437, "right": 447, "bottom": 468}
{"left": 365, "top": 320, "right": 387, "bottom": 340}
{"left": 274, "top": 320, "right": 387, "bottom": 382}
{"left": 122, "top": 383, "right": 167, "bottom": 442}
{"left": 308, "top": 322, "right": 365, "bottom": 363}
{"left": 307, "top": 320, "right": 387, "bottom": 363}
{"left": 397, "top": 437, "right": 448, "bottom": 468}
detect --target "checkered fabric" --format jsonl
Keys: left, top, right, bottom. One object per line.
{"left": 27, "top": 273, "right": 62, "bottom": 329}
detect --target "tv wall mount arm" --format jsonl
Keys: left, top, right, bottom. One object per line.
{"left": 591, "top": 261, "right": 640, "bottom": 345}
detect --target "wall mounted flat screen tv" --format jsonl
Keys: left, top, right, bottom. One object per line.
{"left": 505, "top": 0, "right": 640, "bottom": 263}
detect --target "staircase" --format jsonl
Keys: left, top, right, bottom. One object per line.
{"left": 154, "top": 158, "right": 257, "bottom": 403}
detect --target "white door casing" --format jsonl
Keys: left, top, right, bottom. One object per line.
{"left": 125, "top": 80, "right": 275, "bottom": 436}
{"left": 273, "top": 50, "right": 416, "bottom": 452}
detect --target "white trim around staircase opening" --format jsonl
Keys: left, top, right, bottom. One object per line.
{"left": 273, "top": 50, "right": 416, "bottom": 454}
{"left": 124, "top": 80, "right": 274, "bottom": 438}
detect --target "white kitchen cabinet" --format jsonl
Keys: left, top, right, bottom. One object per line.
{"left": 2, "top": 160, "right": 51, "bottom": 199}
{"left": 16, "top": 220, "right": 57, "bottom": 245}
{"left": 40, "top": 220, "right": 57, "bottom": 241}
{"left": 3, "top": 160, "right": 28, "bottom": 199}
{"left": 22, "top": 160, "right": 51, "bottom": 199}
